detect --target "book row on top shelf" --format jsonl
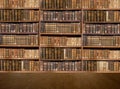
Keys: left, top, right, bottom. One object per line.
{"left": 0, "top": 0, "right": 39, "bottom": 8}
{"left": 41, "top": 0, "right": 120, "bottom": 9}
{"left": 1, "top": 0, "right": 120, "bottom": 9}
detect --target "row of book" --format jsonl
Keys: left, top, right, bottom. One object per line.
{"left": 0, "top": 48, "right": 38, "bottom": 59}
{"left": 40, "top": 36, "right": 81, "bottom": 46}
{"left": 82, "top": 0, "right": 120, "bottom": 9}
{"left": 0, "top": 60, "right": 120, "bottom": 71}
{"left": 1, "top": 0, "right": 120, "bottom": 9}
{"left": 0, "top": 35, "right": 38, "bottom": 45}
{"left": 41, "top": 11, "right": 81, "bottom": 21}
{"left": 0, "top": 60, "right": 40, "bottom": 71}
{"left": 0, "top": 10, "right": 39, "bottom": 21}
{"left": 41, "top": 0, "right": 82, "bottom": 9}
{"left": 83, "top": 49, "right": 120, "bottom": 60}
{"left": 0, "top": 0, "right": 39, "bottom": 8}
{"left": 41, "top": 61, "right": 120, "bottom": 71}
{"left": 41, "top": 0, "right": 120, "bottom": 9}
{"left": 83, "top": 61, "right": 120, "bottom": 71}
{"left": 41, "top": 23, "right": 81, "bottom": 33}
{"left": 84, "top": 24, "right": 120, "bottom": 34}
{"left": 84, "top": 11, "right": 120, "bottom": 22}
{"left": 83, "top": 36, "right": 120, "bottom": 46}
{"left": 41, "top": 48, "right": 81, "bottom": 60}
{"left": 40, "top": 61, "right": 82, "bottom": 71}
{"left": 0, "top": 23, "right": 38, "bottom": 33}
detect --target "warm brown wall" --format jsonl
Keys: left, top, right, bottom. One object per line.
{"left": 0, "top": 73, "right": 120, "bottom": 89}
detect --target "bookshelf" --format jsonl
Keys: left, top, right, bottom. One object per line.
{"left": 0, "top": 0, "right": 120, "bottom": 73}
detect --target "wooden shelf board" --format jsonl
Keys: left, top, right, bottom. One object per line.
{"left": 41, "top": 20, "right": 80, "bottom": 23}
{"left": 40, "top": 33, "right": 82, "bottom": 36}
{"left": 0, "top": 32, "right": 38, "bottom": 35}
{"left": 0, "top": 45, "right": 39, "bottom": 48}
{"left": 41, "top": 59, "right": 81, "bottom": 61}
{"left": 83, "top": 8, "right": 120, "bottom": 10}
{"left": 0, "top": 8, "right": 39, "bottom": 10}
{"left": 0, "top": 58, "right": 39, "bottom": 60}
{"left": 40, "top": 46, "right": 82, "bottom": 48}
{"left": 83, "top": 33, "right": 120, "bottom": 36}
{"left": 0, "top": 71, "right": 119, "bottom": 73}
{"left": 82, "top": 59, "right": 120, "bottom": 61}
{"left": 0, "top": 21, "right": 39, "bottom": 23}
{"left": 83, "top": 46, "right": 120, "bottom": 48}
{"left": 41, "top": 8, "right": 82, "bottom": 11}
{"left": 84, "top": 21, "right": 120, "bottom": 23}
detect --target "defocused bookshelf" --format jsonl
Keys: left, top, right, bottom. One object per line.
{"left": 0, "top": 0, "right": 120, "bottom": 73}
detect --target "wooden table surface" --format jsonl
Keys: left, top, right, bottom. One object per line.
{"left": 0, "top": 73, "right": 120, "bottom": 89}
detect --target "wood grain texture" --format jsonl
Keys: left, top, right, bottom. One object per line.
{"left": 0, "top": 73, "right": 120, "bottom": 89}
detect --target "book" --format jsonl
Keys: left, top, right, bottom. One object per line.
{"left": 84, "top": 10, "right": 120, "bottom": 22}
{"left": 0, "top": 10, "right": 39, "bottom": 21}
{"left": 40, "top": 36, "right": 81, "bottom": 46}
{"left": 41, "top": 23, "right": 81, "bottom": 33}
{"left": 84, "top": 24, "right": 120, "bottom": 34}
{"left": 0, "top": 23, "right": 38, "bottom": 33}
{"left": 41, "top": 0, "right": 82, "bottom": 9}
{"left": 40, "top": 61, "right": 82, "bottom": 71}
{"left": 41, "top": 48, "right": 81, "bottom": 60}
{"left": 83, "top": 49, "right": 120, "bottom": 60}
{"left": 0, "top": 35, "right": 38, "bottom": 45}
{"left": 83, "top": 36, "right": 120, "bottom": 46}
{"left": 41, "top": 11, "right": 81, "bottom": 21}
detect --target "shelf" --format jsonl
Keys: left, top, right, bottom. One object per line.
{"left": 0, "top": 8, "right": 39, "bottom": 10}
{"left": 83, "top": 8, "right": 120, "bottom": 10}
{"left": 84, "top": 21, "right": 120, "bottom": 23}
{"left": 41, "top": 8, "right": 82, "bottom": 11}
{"left": 0, "top": 21, "right": 39, "bottom": 23}
{"left": 40, "top": 46, "right": 82, "bottom": 48}
{"left": 81, "top": 71, "right": 120, "bottom": 73}
{"left": 41, "top": 59, "right": 81, "bottom": 61}
{"left": 40, "top": 33, "right": 82, "bottom": 36}
{"left": 41, "top": 20, "right": 80, "bottom": 23}
{"left": 83, "top": 46, "right": 120, "bottom": 49}
{"left": 0, "top": 32, "right": 38, "bottom": 35}
{"left": 0, "top": 45, "right": 39, "bottom": 48}
{"left": 83, "top": 33, "right": 120, "bottom": 36}
{"left": 0, "top": 71, "right": 119, "bottom": 73}
{"left": 82, "top": 59, "right": 120, "bottom": 61}
{"left": 0, "top": 58, "right": 39, "bottom": 60}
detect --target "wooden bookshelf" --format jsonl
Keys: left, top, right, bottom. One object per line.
{"left": 0, "top": 0, "right": 120, "bottom": 73}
